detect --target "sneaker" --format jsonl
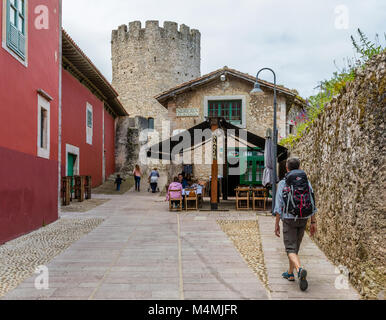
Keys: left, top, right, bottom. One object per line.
{"left": 282, "top": 271, "right": 295, "bottom": 282}
{"left": 298, "top": 268, "right": 308, "bottom": 291}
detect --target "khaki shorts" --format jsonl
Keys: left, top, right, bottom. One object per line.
{"left": 283, "top": 219, "right": 308, "bottom": 254}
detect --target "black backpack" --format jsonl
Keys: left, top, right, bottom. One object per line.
{"left": 282, "top": 170, "right": 315, "bottom": 218}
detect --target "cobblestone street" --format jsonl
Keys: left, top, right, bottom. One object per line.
{"left": 1, "top": 189, "right": 360, "bottom": 300}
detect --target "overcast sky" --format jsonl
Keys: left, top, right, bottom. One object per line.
{"left": 62, "top": 0, "right": 385, "bottom": 98}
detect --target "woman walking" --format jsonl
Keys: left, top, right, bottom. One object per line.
{"left": 133, "top": 165, "right": 142, "bottom": 192}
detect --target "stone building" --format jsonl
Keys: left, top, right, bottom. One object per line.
{"left": 111, "top": 20, "right": 201, "bottom": 132}
{"left": 153, "top": 66, "right": 305, "bottom": 192}
{"left": 111, "top": 20, "right": 304, "bottom": 189}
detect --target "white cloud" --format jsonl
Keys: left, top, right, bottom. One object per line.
{"left": 62, "top": 0, "right": 386, "bottom": 98}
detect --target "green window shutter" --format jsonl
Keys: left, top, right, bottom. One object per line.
{"left": 6, "top": 0, "right": 26, "bottom": 59}
{"left": 148, "top": 118, "right": 154, "bottom": 130}
{"left": 87, "top": 110, "right": 93, "bottom": 128}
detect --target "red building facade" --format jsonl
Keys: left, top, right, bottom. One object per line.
{"left": 0, "top": 0, "right": 61, "bottom": 244}
{"left": 61, "top": 31, "right": 126, "bottom": 188}
{"left": 0, "top": 3, "right": 126, "bottom": 244}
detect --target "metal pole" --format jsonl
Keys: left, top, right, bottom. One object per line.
{"left": 272, "top": 74, "right": 278, "bottom": 214}
{"left": 255, "top": 68, "right": 277, "bottom": 213}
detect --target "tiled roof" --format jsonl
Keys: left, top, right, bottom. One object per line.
{"left": 62, "top": 30, "right": 128, "bottom": 117}
{"left": 155, "top": 66, "right": 297, "bottom": 104}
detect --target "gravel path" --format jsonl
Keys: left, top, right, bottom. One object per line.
{"left": 0, "top": 217, "right": 104, "bottom": 298}
{"left": 217, "top": 219, "right": 271, "bottom": 293}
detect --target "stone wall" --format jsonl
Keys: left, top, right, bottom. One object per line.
{"left": 290, "top": 52, "right": 386, "bottom": 299}
{"left": 115, "top": 116, "right": 149, "bottom": 177}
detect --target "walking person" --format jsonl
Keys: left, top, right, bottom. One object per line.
{"left": 273, "top": 158, "right": 317, "bottom": 291}
{"left": 114, "top": 174, "right": 125, "bottom": 192}
{"left": 133, "top": 165, "right": 142, "bottom": 192}
{"left": 149, "top": 168, "right": 160, "bottom": 193}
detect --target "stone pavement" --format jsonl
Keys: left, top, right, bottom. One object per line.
{"left": 2, "top": 190, "right": 268, "bottom": 300}
{"left": 258, "top": 216, "right": 360, "bottom": 300}
{"left": 2, "top": 188, "right": 360, "bottom": 300}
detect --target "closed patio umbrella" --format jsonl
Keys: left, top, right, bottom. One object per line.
{"left": 263, "top": 129, "right": 274, "bottom": 187}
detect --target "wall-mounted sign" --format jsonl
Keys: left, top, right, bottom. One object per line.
{"left": 176, "top": 108, "right": 200, "bottom": 117}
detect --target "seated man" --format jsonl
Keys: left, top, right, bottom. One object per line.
{"left": 166, "top": 177, "right": 183, "bottom": 209}
{"left": 178, "top": 173, "right": 188, "bottom": 189}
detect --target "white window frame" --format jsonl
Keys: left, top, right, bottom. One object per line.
{"left": 204, "top": 95, "right": 247, "bottom": 129}
{"left": 37, "top": 94, "right": 50, "bottom": 159}
{"left": 65, "top": 144, "right": 80, "bottom": 176}
{"left": 1, "top": 0, "right": 28, "bottom": 67}
{"left": 86, "top": 103, "right": 93, "bottom": 145}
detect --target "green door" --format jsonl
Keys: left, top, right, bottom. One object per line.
{"left": 67, "top": 153, "right": 76, "bottom": 177}
{"left": 239, "top": 148, "right": 264, "bottom": 186}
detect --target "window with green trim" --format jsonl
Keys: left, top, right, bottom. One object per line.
{"left": 6, "top": 0, "right": 26, "bottom": 59}
{"left": 208, "top": 100, "right": 242, "bottom": 124}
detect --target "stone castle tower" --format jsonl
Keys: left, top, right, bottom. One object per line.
{"left": 111, "top": 20, "right": 201, "bottom": 128}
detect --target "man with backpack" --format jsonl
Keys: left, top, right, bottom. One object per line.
{"left": 273, "top": 158, "right": 317, "bottom": 291}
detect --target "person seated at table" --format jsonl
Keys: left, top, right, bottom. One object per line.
{"left": 178, "top": 173, "right": 189, "bottom": 189}
{"left": 166, "top": 177, "right": 183, "bottom": 208}
{"left": 190, "top": 179, "right": 203, "bottom": 195}
{"left": 186, "top": 173, "right": 193, "bottom": 186}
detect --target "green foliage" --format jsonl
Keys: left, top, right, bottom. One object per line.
{"left": 280, "top": 29, "right": 385, "bottom": 148}
{"left": 351, "top": 29, "right": 385, "bottom": 62}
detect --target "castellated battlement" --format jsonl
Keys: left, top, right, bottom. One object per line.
{"left": 111, "top": 20, "right": 201, "bottom": 44}
{"left": 111, "top": 19, "right": 201, "bottom": 133}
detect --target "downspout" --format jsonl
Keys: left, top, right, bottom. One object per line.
{"left": 102, "top": 105, "right": 105, "bottom": 182}
{"left": 57, "top": 0, "right": 63, "bottom": 216}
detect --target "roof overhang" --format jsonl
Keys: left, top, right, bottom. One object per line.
{"left": 155, "top": 67, "right": 298, "bottom": 107}
{"left": 146, "top": 119, "right": 288, "bottom": 162}
{"left": 62, "top": 30, "right": 128, "bottom": 117}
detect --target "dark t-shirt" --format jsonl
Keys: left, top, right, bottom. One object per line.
{"left": 115, "top": 177, "right": 124, "bottom": 185}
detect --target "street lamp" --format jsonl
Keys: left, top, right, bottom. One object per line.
{"left": 251, "top": 68, "right": 278, "bottom": 213}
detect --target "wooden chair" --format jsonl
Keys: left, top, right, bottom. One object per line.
{"left": 169, "top": 190, "right": 183, "bottom": 212}
{"left": 185, "top": 188, "right": 198, "bottom": 211}
{"left": 74, "top": 176, "right": 85, "bottom": 202}
{"left": 252, "top": 187, "right": 267, "bottom": 211}
{"left": 197, "top": 185, "right": 205, "bottom": 208}
{"left": 84, "top": 176, "right": 92, "bottom": 200}
{"left": 236, "top": 186, "right": 250, "bottom": 210}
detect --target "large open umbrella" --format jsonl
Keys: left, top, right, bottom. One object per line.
{"left": 263, "top": 129, "right": 274, "bottom": 187}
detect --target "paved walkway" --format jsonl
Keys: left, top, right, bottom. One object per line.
{"left": 258, "top": 216, "right": 360, "bottom": 300}
{"left": 2, "top": 189, "right": 359, "bottom": 300}
{"left": 2, "top": 191, "right": 267, "bottom": 300}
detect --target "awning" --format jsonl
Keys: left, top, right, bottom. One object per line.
{"left": 146, "top": 119, "right": 288, "bottom": 162}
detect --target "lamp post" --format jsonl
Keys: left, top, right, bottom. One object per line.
{"left": 251, "top": 68, "right": 278, "bottom": 213}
